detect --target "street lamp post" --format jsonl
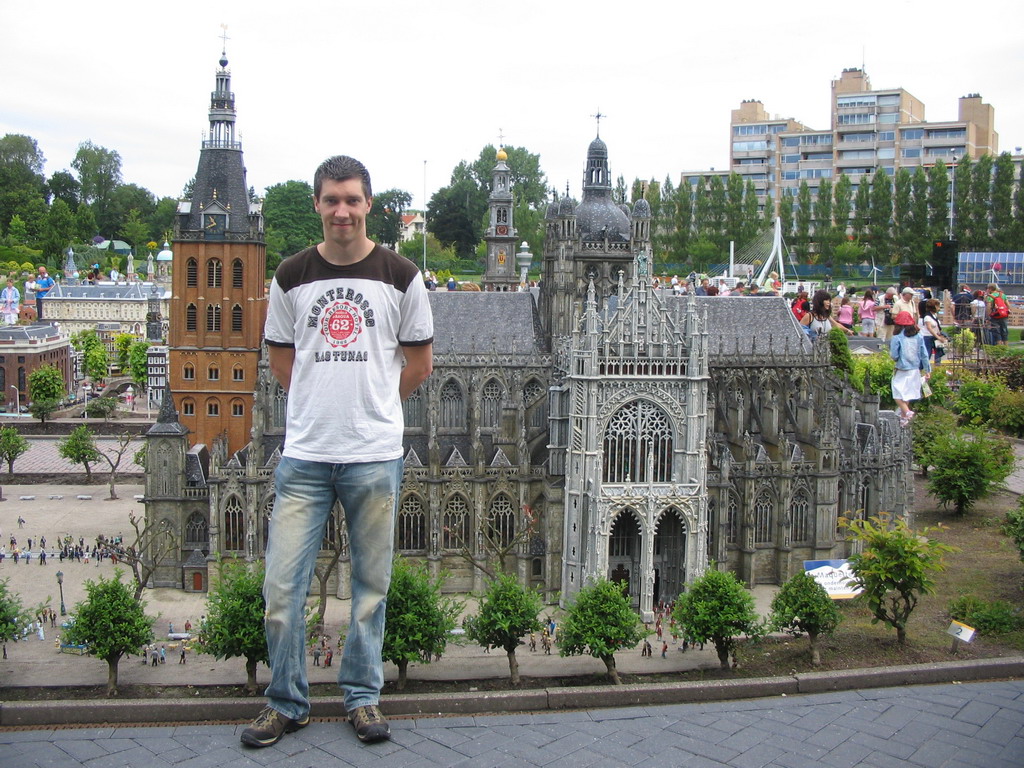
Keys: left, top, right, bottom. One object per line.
{"left": 948, "top": 152, "right": 958, "bottom": 240}
{"left": 9, "top": 385, "right": 19, "bottom": 416}
{"left": 56, "top": 570, "right": 66, "bottom": 616}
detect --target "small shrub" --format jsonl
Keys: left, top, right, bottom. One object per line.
{"left": 989, "top": 389, "right": 1024, "bottom": 437}
{"left": 828, "top": 328, "right": 854, "bottom": 380}
{"left": 1003, "top": 503, "right": 1024, "bottom": 566}
{"left": 953, "top": 375, "right": 1005, "bottom": 425}
{"left": 910, "top": 407, "right": 959, "bottom": 476}
{"left": 947, "top": 595, "right": 1020, "bottom": 635}
{"left": 948, "top": 328, "right": 975, "bottom": 358}
{"left": 928, "top": 428, "right": 1015, "bottom": 515}
{"left": 849, "top": 353, "right": 895, "bottom": 408}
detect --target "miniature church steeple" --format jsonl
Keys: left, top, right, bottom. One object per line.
{"left": 482, "top": 141, "right": 519, "bottom": 291}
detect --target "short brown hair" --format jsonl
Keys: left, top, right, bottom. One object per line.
{"left": 314, "top": 155, "right": 372, "bottom": 200}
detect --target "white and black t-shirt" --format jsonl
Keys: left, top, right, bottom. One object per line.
{"left": 264, "top": 244, "right": 433, "bottom": 463}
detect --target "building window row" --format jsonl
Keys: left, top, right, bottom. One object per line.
{"left": 185, "top": 258, "right": 245, "bottom": 289}
{"left": 180, "top": 396, "right": 246, "bottom": 418}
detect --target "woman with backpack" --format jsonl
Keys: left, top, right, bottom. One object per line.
{"left": 986, "top": 283, "right": 1010, "bottom": 346}
{"left": 890, "top": 311, "right": 931, "bottom": 427}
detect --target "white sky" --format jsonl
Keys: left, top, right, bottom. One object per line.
{"left": 2, "top": 0, "right": 1022, "bottom": 211}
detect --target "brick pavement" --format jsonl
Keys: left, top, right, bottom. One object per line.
{"left": 4, "top": 436, "right": 144, "bottom": 474}
{"left": 2, "top": 680, "right": 1022, "bottom": 767}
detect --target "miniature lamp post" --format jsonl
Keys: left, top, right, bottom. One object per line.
{"left": 56, "top": 570, "right": 66, "bottom": 616}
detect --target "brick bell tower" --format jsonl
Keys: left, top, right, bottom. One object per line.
{"left": 169, "top": 43, "right": 267, "bottom": 456}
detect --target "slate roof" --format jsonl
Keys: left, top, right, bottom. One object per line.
{"left": 47, "top": 283, "right": 169, "bottom": 300}
{"left": 429, "top": 292, "right": 547, "bottom": 355}
{"left": 664, "top": 295, "right": 813, "bottom": 358}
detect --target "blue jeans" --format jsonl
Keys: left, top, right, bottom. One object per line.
{"left": 263, "top": 455, "right": 403, "bottom": 718}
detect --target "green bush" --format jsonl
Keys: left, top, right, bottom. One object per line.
{"left": 928, "top": 428, "right": 1015, "bottom": 515}
{"left": 990, "top": 389, "right": 1024, "bottom": 437}
{"left": 954, "top": 375, "right": 1005, "bottom": 425}
{"left": 910, "top": 407, "right": 959, "bottom": 476}
{"left": 947, "top": 595, "right": 1020, "bottom": 635}
{"left": 849, "top": 352, "right": 895, "bottom": 408}
{"left": 828, "top": 328, "right": 854, "bottom": 380}
{"left": 1003, "top": 502, "right": 1024, "bottom": 566}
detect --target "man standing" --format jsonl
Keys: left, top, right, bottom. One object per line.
{"left": 34, "top": 267, "right": 55, "bottom": 321}
{"left": 241, "top": 156, "right": 433, "bottom": 749}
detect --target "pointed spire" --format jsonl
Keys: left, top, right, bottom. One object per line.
{"left": 157, "top": 384, "right": 179, "bottom": 424}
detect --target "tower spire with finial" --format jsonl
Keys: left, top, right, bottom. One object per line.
{"left": 591, "top": 109, "right": 605, "bottom": 137}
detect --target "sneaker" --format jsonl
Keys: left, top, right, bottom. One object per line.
{"left": 349, "top": 704, "right": 390, "bottom": 743}
{"left": 240, "top": 706, "right": 309, "bottom": 748}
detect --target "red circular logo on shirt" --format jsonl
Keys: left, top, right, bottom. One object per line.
{"left": 320, "top": 301, "right": 363, "bottom": 347}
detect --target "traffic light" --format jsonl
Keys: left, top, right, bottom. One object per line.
{"left": 931, "top": 239, "right": 958, "bottom": 292}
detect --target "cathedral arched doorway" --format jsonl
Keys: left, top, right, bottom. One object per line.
{"left": 653, "top": 508, "right": 687, "bottom": 606}
{"left": 608, "top": 509, "right": 642, "bottom": 608}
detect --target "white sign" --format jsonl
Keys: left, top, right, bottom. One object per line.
{"left": 804, "top": 560, "right": 862, "bottom": 599}
{"left": 947, "top": 620, "right": 976, "bottom": 643}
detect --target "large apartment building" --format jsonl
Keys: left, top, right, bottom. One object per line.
{"left": 721, "top": 68, "right": 998, "bottom": 214}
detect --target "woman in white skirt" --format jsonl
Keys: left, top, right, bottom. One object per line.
{"left": 890, "top": 310, "right": 931, "bottom": 426}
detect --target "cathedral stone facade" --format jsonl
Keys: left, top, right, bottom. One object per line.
{"left": 144, "top": 87, "right": 912, "bottom": 613}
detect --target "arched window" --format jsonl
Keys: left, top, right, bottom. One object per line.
{"left": 224, "top": 496, "right": 244, "bottom": 551}
{"left": 207, "top": 258, "right": 222, "bottom": 288}
{"left": 206, "top": 304, "right": 222, "bottom": 332}
{"left": 403, "top": 388, "right": 424, "bottom": 428}
{"left": 480, "top": 379, "right": 504, "bottom": 428}
{"left": 790, "top": 489, "right": 812, "bottom": 544}
{"left": 397, "top": 496, "right": 426, "bottom": 551}
{"left": 232, "top": 259, "right": 243, "bottom": 288}
{"left": 186, "top": 304, "right": 197, "bottom": 332}
{"left": 186, "top": 258, "right": 198, "bottom": 287}
{"left": 231, "top": 399, "right": 244, "bottom": 417}
{"left": 208, "top": 365, "right": 219, "bottom": 381}
{"left": 609, "top": 511, "right": 640, "bottom": 557}
{"left": 523, "top": 378, "right": 547, "bottom": 429}
{"left": 182, "top": 399, "right": 195, "bottom": 416}
{"left": 487, "top": 494, "right": 516, "bottom": 547}
{"left": 185, "top": 512, "right": 209, "bottom": 549}
{"left": 602, "top": 400, "right": 673, "bottom": 483}
{"left": 442, "top": 495, "right": 469, "bottom": 550}
{"left": 754, "top": 492, "right": 774, "bottom": 544}
{"left": 439, "top": 379, "right": 465, "bottom": 429}
{"left": 183, "top": 363, "right": 195, "bottom": 380}
{"left": 232, "top": 365, "right": 244, "bottom": 382}
{"left": 231, "top": 304, "right": 243, "bottom": 332}
{"left": 207, "top": 400, "right": 220, "bottom": 416}
{"left": 859, "top": 477, "right": 871, "bottom": 520}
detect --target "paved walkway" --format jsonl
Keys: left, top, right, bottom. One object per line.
{"left": 2, "top": 680, "right": 1022, "bottom": 767}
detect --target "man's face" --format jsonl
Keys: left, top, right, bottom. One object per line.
{"left": 314, "top": 178, "right": 371, "bottom": 247}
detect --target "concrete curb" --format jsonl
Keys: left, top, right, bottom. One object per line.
{"left": 2, "top": 656, "right": 1021, "bottom": 728}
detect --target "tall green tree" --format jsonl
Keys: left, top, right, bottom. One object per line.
{"left": 106, "top": 183, "right": 156, "bottom": 238}
{"left": 706, "top": 175, "right": 727, "bottom": 251}
{"left": 926, "top": 161, "right": 951, "bottom": 241}
{"left": 673, "top": 568, "right": 760, "bottom": 669}
{"left": 668, "top": 180, "right": 693, "bottom": 264}
{"left": 263, "top": 180, "right": 321, "bottom": 270}
{"left": 118, "top": 210, "right": 151, "bottom": 255}
{"left": 952, "top": 154, "right": 972, "bottom": 246}
{"left": 852, "top": 179, "right": 871, "bottom": 243}
{"left": 71, "top": 141, "right": 122, "bottom": 236}
{"left": 1014, "top": 157, "right": 1024, "bottom": 250}
{"left": 613, "top": 174, "right": 627, "bottom": 205}
{"left": 778, "top": 194, "right": 794, "bottom": 247}
{"left": 462, "top": 574, "right": 542, "bottom": 686}
{"left": 27, "top": 363, "right": 65, "bottom": 423}
{"left": 74, "top": 203, "right": 98, "bottom": 243}
{"left": 841, "top": 514, "right": 955, "bottom": 645}
{"left": 0, "top": 578, "right": 34, "bottom": 656}
{"left": 769, "top": 571, "right": 841, "bottom": 666}
{"left": 72, "top": 329, "right": 109, "bottom": 381}
{"left": 149, "top": 197, "right": 178, "bottom": 244}
{"left": 127, "top": 340, "right": 150, "bottom": 387}
{"left": 891, "top": 168, "right": 912, "bottom": 264}
{"left": 814, "top": 179, "right": 834, "bottom": 266}
{"left": 383, "top": 557, "right": 463, "bottom": 690}
{"left": 990, "top": 152, "right": 1015, "bottom": 251}
{"left": 197, "top": 559, "right": 268, "bottom": 694}
{"left": 908, "top": 167, "right": 931, "bottom": 263}
{"left": 794, "top": 182, "right": 813, "bottom": 262}
{"left": 427, "top": 178, "right": 486, "bottom": 260}
{"left": 558, "top": 578, "right": 643, "bottom": 685}
{"left": 57, "top": 424, "right": 101, "bottom": 480}
{"left": 366, "top": 188, "right": 412, "bottom": 249}
{"left": 63, "top": 570, "right": 154, "bottom": 696}
{"left": 42, "top": 198, "right": 76, "bottom": 262}
{"left": 0, "top": 134, "right": 46, "bottom": 234}
{"left": 654, "top": 175, "right": 676, "bottom": 262}
{"left": 724, "top": 173, "right": 745, "bottom": 249}
{"left": 46, "top": 169, "right": 81, "bottom": 210}
{"left": 0, "top": 426, "right": 30, "bottom": 473}
{"left": 966, "top": 154, "right": 992, "bottom": 250}
{"left": 832, "top": 174, "right": 854, "bottom": 256}
{"left": 740, "top": 179, "right": 762, "bottom": 250}
{"left": 869, "top": 168, "right": 893, "bottom": 263}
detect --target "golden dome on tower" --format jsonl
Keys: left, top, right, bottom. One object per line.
{"left": 496, "top": 147, "right": 508, "bottom": 161}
